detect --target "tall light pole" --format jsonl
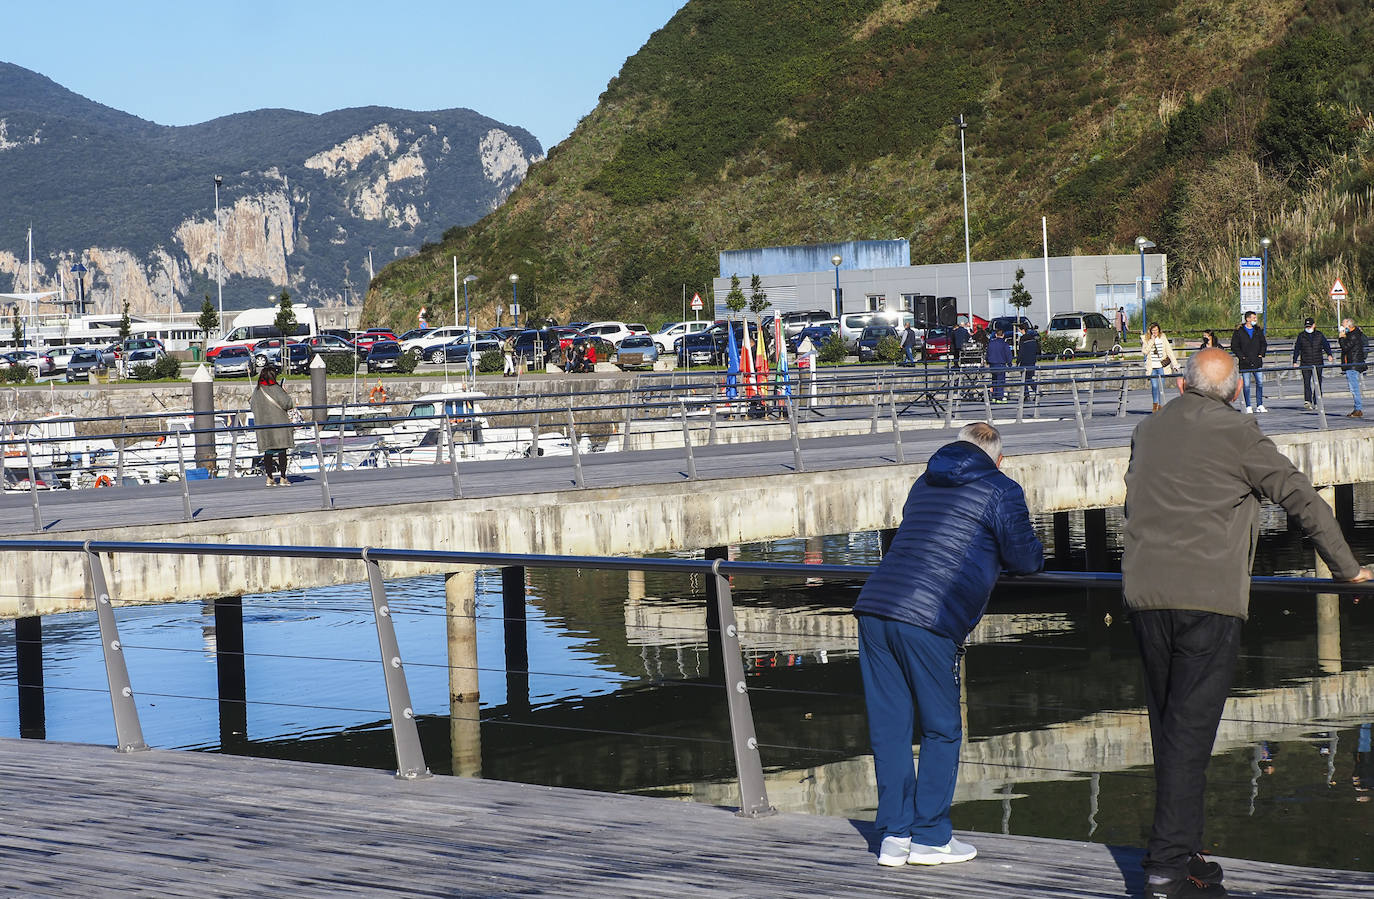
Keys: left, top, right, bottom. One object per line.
{"left": 509, "top": 273, "right": 519, "bottom": 330}
{"left": 956, "top": 114, "right": 972, "bottom": 314}
{"left": 1259, "top": 236, "right": 1272, "bottom": 333}
{"left": 831, "top": 254, "right": 842, "bottom": 320}
{"left": 463, "top": 274, "right": 478, "bottom": 377}
{"left": 213, "top": 175, "right": 224, "bottom": 333}
{"left": 1135, "top": 235, "right": 1155, "bottom": 332}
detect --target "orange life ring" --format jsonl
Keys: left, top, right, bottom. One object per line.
{"left": 155, "top": 435, "right": 166, "bottom": 446}
{"left": 369, "top": 382, "right": 388, "bottom": 404}
{"left": 93, "top": 474, "right": 113, "bottom": 488}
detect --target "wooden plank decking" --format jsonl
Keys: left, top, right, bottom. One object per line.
{"left": 2, "top": 739, "right": 1372, "bottom": 897}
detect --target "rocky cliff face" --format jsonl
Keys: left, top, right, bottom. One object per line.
{"left": 0, "top": 63, "right": 542, "bottom": 317}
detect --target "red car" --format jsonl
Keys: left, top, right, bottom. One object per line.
{"left": 352, "top": 331, "right": 397, "bottom": 352}
{"left": 921, "top": 327, "right": 954, "bottom": 360}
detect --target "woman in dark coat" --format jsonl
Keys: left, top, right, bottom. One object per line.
{"left": 250, "top": 361, "right": 296, "bottom": 486}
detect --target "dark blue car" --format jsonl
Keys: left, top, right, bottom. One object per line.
{"left": 365, "top": 340, "right": 403, "bottom": 373}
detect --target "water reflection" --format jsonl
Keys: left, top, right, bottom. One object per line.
{"left": 1, "top": 490, "right": 1374, "bottom": 871}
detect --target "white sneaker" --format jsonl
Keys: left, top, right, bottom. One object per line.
{"left": 878, "top": 835, "right": 912, "bottom": 867}
{"left": 908, "top": 837, "right": 978, "bottom": 865}
{"left": 1244, "top": 405, "right": 1253, "bottom": 413}
{"left": 1257, "top": 405, "right": 1268, "bottom": 412}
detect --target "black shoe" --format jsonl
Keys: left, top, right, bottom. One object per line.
{"left": 1145, "top": 876, "right": 1227, "bottom": 898}
{"left": 1188, "top": 853, "right": 1223, "bottom": 885}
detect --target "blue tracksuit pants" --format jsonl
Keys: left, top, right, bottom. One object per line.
{"left": 857, "top": 614, "right": 963, "bottom": 846}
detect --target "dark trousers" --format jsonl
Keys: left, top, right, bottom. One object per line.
{"left": 991, "top": 365, "right": 1007, "bottom": 399}
{"left": 1021, "top": 364, "right": 1036, "bottom": 397}
{"left": 1301, "top": 366, "right": 1325, "bottom": 404}
{"left": 1131, "top": 609, "right": 1243, "bottom": 879}
{"left": 262, "top": 449, "right": 287, "bottom": 478}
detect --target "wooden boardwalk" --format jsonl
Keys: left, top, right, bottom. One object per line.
{"left": 2, "top": 739, "right": 1371, "bottom": 897}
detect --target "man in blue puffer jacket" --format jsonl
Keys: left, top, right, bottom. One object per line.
{"left": 853, "top": 421, "right": 1043, "bottom": 868}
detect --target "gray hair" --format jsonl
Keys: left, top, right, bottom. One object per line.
{"left": 1184, "top": 349, "right": 1240, "bottom": 399}
{"left": 958, "top": 421, "right": 1002, "bottom": 460}
{"left": 1343, "top": 318, "right": 1355, "bottom": 330}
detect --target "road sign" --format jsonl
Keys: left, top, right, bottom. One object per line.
{"left": 1239, "top": 257, "right": 1263, "bottom": 315}
{"left": 1330, "top": 278, "right": 1347, "bottom": 300}
{"left": 690, "top": 293, "right": 703, "bottom": 311}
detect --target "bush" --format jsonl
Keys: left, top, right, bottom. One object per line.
{"left": 2, "top": 364, "right": 32, "bottom": 383}
{"left": 1037, "top": 334, "right": 1077, "bottom": 358}
{"left": 875, "top": 336, "right": 904, "bottom": 363}
{"left": 394, "top": 350, "right": 418, "bottom": 374}
{"left": 478, "top": 349, "right": 504, "bottom": 373}
{"left": 817, "top": 333, "right": 848, "bottom": 363}
{"left": 129, "top": 362, "right": 157, "bottom": 380}
{"left": 154, "top": 355, "right": 181, "bottom": 379}
{"left": 324, "top": 353, "right": 359, "bottom": 375}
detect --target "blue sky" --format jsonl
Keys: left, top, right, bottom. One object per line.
{"left": 4, "top": 0, "right": 687, "bottom": 151}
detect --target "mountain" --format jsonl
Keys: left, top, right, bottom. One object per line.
{"left": 0, "top": 62, "right": 542, "bottom": 317}
{"left": 365, "top": 0, "right": 1374, "bottom": 331}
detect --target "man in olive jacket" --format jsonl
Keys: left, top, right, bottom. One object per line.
{"left": 1123, "top": 348, "right": 1369, "bottom": 898}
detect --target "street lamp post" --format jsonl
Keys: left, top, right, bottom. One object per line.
{"left": 957, "top": 114, "right": 972, "bottom": 313}
{"left": 213, "top": 175, "right": 224, "bottom": 334}
{"left": 1135, "top": 236, "right": 1156, "bottom": 332}
{"left": 509, "top": 274, "right": 519, "bottom": 330}
{"left": 463, "top": 274, "right": 477, "bottom": 378}
{"left": 831, "top": 254, "right": 842, "bottom": 320}
{"left": 1259, "top": 236, "right": 1272, "bottom": 334}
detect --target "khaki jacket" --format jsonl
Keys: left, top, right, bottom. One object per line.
{"left": 1123, "top": 388, "right": 1361, "bottom": 619}
{"left": 1141, "top": 334, "right": 1178, "bottom": 374}
{"left": 251, "top": 382, "right": 296, "bottom": 452}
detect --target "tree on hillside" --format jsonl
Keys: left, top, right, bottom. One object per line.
{"left": 748, "top": 274, "right": 770, "bottom": 316}
{"left": 1009, "top": 267, "right": 1033, "bottom": 315}
{"left": 273, "top": 289, "right": 297, "bottom": 340}
{"left": 197, "top": 294, "right": 219, "bottom": 342}
{"left": 725, "top": 274, "right": 746, "bottom": 316}
{"left": 119, "top": 302, "right": 132, "bottom": 341}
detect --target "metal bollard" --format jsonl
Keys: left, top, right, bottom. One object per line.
{"left": 84, "top": 544, "right": 149, "bottom": 753}
{"left": 1070, "top": 376, "right": 1089, "bottom": 449}
{"left": 788, "top": 398, "right": 804, "bottom": 472}
{"left": 889, "top": 390, "right": 905, "bottom": 464}
{"left": 24, "top": 438, "right": 41, "bottom": 531}
{"left": 710, "top": 559, "right": 775, "bottom": 818}
{"left": 567, "top": 406, "right": 585, "bottom": 488}
{"left": 312, "top": 422, "right": 333, "bottom": 509}
{"left": 362, "top": 549, "right": 431, "bottom": 780}
{"left": 174, "top": 430, "right": 193, "bottom": 522}
{"left": 680, "top": 399, "right": 698, "bottom": 480}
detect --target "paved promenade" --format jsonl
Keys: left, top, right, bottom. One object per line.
{"left": 3, "top": 738, "right": 1370, "bottom": 897}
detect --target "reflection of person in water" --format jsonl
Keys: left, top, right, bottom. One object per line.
{"left": 1258, "top": 741, "right": 1278, "bottom": 776}
{"left": 1356, "top": 724, "right": 1373, "bottom": 801}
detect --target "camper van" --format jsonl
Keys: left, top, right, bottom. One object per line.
{"left": 206, "top": 305, "right": 318, "bottom": 359}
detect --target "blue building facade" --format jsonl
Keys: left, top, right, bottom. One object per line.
{"left": 718, "top": 240, "right": 910, "bottom": 278}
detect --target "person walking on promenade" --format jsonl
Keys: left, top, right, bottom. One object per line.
{"left": 250, "top": 361, "right": 296, "bottom": 487}
{"left": 502, "top": 334, "right": 517, "bottom": 377}
{"left": 1123, "top": 348, "right": 1370, "bottom": 898}
{"left": 1292, "top": 317, "right": 1333, "bottom": 409}
{"left": 1116, "top": 306, "right": 1128, "bottom": 342}
{"left": 987, "top": 328, "right": 1013, "bottom": 402}
{"left": 1017, "top": 323, "right": 1039, "bottom": 399}
{"left": 1338, "top": 318, "right": 1367, "bottom": 419}
{"left": 902, "top": 323, "right": 919, "bottom": 364}
{"left": 853, "top": 422, "right": 1043, "bottom": 868}
{"left": 1141, "top": 323, "right": 1179, "bottom": 412}
{"left": 1230, "top": 311, "right": 1267, "bottom": 413}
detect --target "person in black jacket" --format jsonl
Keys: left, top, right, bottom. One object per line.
{"left": 1292, "top": 317, "right": 1334, "bottom": 409}
{"left": 986, "top": 329, "right": 1013, "bottom": 401}
{"left": 852, "top": 423, "right": 1042, "bottom": 868}
{"left": 1339, "top": 318, "right": 1367, "bottom": 418}
{"left": 1230, "top": 311, "right": 1267, "bottom": 412}
{"left": 1017, "top": 323, "right": 1039, "bottom": 398}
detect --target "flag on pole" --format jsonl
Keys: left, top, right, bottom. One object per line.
{"left": 740, "top": 321, "right": 757, "bottom": 397}
{"left": 725, "top": 323, "right": 740, "bottom": 399}
{"left": 754, "top": 320, "right": 770, "bottom": 395}
{"left": 775, "top": 316, "right": 790, "bottom": 399}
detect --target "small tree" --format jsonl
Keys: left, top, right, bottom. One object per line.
{"left": 1008, "top": 267, "right": 1033, "bottom": 316}
{"left": 273, "top": 289, "right": 297, "bottom": 340}
{"left": 119, "top": 302, "right": 132, "bottom": 341}
{"left": 748, "top": 274, "right": 770, "bottom": 316}
{"left": 725, "top": 274, "right": 746, "bottom": 316}
{"left": 197, "top": 294, "right": 220, "bottom": 343}
{"left": 11, "top": 313, "right": 22, "bottom": 348}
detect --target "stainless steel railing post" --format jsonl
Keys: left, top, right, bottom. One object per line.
{"left": 174, "top": 430, "right": 193, "bottom": 521}
{"left": 1070, "top": 376, "right": 1089, "bottom": 449}
{"left": 83, "top": 542, "right": 148, "bottom": 753}
{"left": 680, "top": 400, "right": 698, "bottom": 480}
{"left": 889, "top": 389, "right": 905, "bottom": 464}
{"left": 1315, "top": 368, "right": 1328, "bottom": 430}
{"left": 442, "top": 416, "right": 463, "bottom": 499}
{"left": 710, "top": 559, "right": 774, "bottom": 818}
{"left": 312, "top": 422, "right": 333, "bottom": 509}
{"left": 567, "top": 406, "right": 585, "bottom": 488}
{"left": 1117, "top": 370, "right": 1128, "bottom": 418}
{"left": 788, "top": 397, "right": 804, "bottom": 472}
{"left": 23, "top": 438, "right": 41, "bottom": 531}
{"left": 362, "top": 548, "right": 431, "bottom": 780}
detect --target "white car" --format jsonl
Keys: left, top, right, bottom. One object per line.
{"left": 400, "top": 325, "right": 476, "bottom": 358}
{"left": 651, "top": 320, "right": 712, "bottom": 353}
{"left": 579, "top": 321, "right": 645, "bottom": 346}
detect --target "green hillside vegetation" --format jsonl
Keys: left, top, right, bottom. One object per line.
{"left": 365, "top": 0, "right": 1374, "bottom": 334}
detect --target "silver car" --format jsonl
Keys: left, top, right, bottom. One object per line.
{"left": 1046, "top": 311, "right": 1119, "bottom": 357}
{"left": 616, "top": 335, "right": 660, "bottom": 370}
{"left": 212, "top": 345, "right": 253, "bottom": 378}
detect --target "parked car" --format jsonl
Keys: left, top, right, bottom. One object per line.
{"left": 440, "top": 337, "right": 500, "bottom": 365}
{"left": 3, "top": 350, "right": 55, "bottom": 377}
{"left": 303, "top": 334, "right": 359, "bottom": 359}
{"left": 651, "top": 320, "right": 711, "bottom": 353}
{"left": 122, "top": 337, "right": 165, "bottom": 353}
{"left": 990, "top": 315, "right": 1036, "bottom": 336}
{"left": 397, "top": 328, "right": 431, "bottom": 342}
{"left": 365, "top": 340, "right": 403, "bottom": 372}
{"left": 401, "top": 325, "right": 475, "bottom": 359}
{"left": 63, "top": 350, "right": 107, "bottom": 381}
{"left": 788, "top": 322, "right": 838, "bottom": 352}
{"left": 780, "top": 309, "right": 836, "bottom": 338}
{"left": 353, "top": 331, "right": 397, "bottom": 354}
{"left": 251, "top": 339, "right": 310, "bottom": 373}
{"left": 616, "top": 335, "right": 659, "bottom": 370}
{"left": 857, "top": 325, "right": 899, "bottom": 362}
{"left": 922, "top": 327, "right": 954, "bottom": 361}
{"left": 675, "top": 331, "right": 718, "bottom": 366}
{"left": 124, "top": 348, "right": 163, "bottom": 370}
{"left": 1047, "top": 311, "right": 1118, "bottom": 356}
{"left": 211, "top": 345, "right": 254, "bottom": 378}
{"left": 838, "top": 311, "right": 914, "bottom": 349}
{"left": 578, "top": 321, "right": 638, "bottom": 345}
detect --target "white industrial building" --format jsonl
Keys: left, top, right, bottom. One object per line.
{"left": 710, "top": 240, "right": 1167, "bottom": 326}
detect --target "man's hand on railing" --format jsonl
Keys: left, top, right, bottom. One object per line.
{"left": 1347, "top": 566, "right": 1373, "bottom": 583}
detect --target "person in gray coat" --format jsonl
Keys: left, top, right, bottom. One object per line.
{"left": 1123, "top": 348, "right": 1370, "bottom": 898}
{"left": 250, "top": 361, "right": 296, "bottom": 486}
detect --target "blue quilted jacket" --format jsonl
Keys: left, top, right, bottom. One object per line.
{"left": 853, "top": 441, "right": 1044, "bottom": 641}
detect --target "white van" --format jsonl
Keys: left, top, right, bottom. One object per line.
{"left": 207, "top": 305, "right": 318, "bottom": 359}
{"left": 651, "top": 320, "right": 712, "bottom": 353}
{"left": 839, "top": 310, "right": 914, "bottom": 349}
